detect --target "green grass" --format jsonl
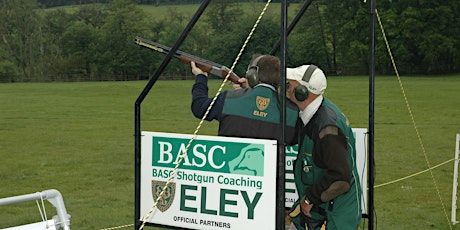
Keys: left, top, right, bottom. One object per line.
{"left": 0, "top": 75, "right": 459, "bottom": 229}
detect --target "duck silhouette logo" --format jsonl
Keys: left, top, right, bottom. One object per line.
{"left": 228, "top": 144, "right": 265, "bottom": 176}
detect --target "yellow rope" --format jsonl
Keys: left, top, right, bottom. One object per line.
{"left": 100, "top": 224, "right": 134, "bottom": 230}
{"left": 138, "top": 1, "right": 273, "bottom": 229}
{"left": 374, "top": 158, "right": 454, "bottom": 188}
{"left": 375, "top": 8, "right": 452, "bottom": 229}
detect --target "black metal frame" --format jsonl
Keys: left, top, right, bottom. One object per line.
{"left": 133, "top": 0, "right": 376, "bottom": 229}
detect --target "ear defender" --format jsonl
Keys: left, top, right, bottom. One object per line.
{"left": 294, "top": 65, "right": 318, "bottom": 101}
{"left": 245, "top": 55, "right": 265, "bottom": 88}
{"left": 294, "top": 85, "right": 309, "bottom": 101}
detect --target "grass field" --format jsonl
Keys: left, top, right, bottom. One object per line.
{"left": 0, "top": 75, "right": 459, "bottom": 229}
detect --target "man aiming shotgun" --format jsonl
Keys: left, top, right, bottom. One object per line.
{"left": 189, "top": 54, "right": 299, "bottom": 145}
{"left": 135, "top": 38, "right": 298, "bottom": 145}
{"left": 134, "top": 36, "right": 241, "bottom": 85}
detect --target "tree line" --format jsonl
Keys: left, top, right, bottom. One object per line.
{"left": 35, "top": 0, "right": 300, "bottom": 8}
{"left": 36, "top": 0, "right": 208, "bottom": 8}
{"left": 0, "top": 0, "right": 458, "bottom": 82}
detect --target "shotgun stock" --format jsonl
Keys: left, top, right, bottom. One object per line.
{"left": 134, "top": 36, "right": 241, "bottom": 84}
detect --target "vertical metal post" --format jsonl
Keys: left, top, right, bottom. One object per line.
{"left": 277, "top": 1, "right": 288, "bottom": 230}
{"left": 368, "top": 0, "right": 376, "bottom": 229}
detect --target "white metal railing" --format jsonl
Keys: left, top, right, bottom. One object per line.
{"left": 0, "top": 189, "right": 70, "bottom": 230}
{"left": 452, "top": 134, "right": 460, "bottom": 225}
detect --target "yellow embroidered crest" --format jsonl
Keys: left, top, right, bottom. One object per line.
{"left": 151, "top": 180, "right": 175, "bottom": 212}
{"left": 256, "top": 96, "right": 270, "bottom": 111}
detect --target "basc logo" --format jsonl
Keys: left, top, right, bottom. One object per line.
{"left": 151, "top": 180, "right": 176, "bottom": 212}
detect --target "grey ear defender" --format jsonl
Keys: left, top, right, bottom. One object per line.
{"left": 294, "top": 65, "right": 318, "bottom": 101}
{"left": 245, "top": 55, "right": 265, "bottom": 88}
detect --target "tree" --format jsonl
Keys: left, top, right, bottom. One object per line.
{"left": 1, "top": 1, "right": 458, "bottom": 82}
{"left": 287, "top": 1, "right": 329, "bottom": 70}
{"left": 378, "top": 0, "right": 460, "bottom": 74}
{"left": 201, "top": 0, "right": 266, "bottom": 76}
{"left": 287, "top": 0, "right": 369, "bottom": 75}
{"left": 39, "top": 9, "right": 76, "bottom": 80}
{"left": 94, "top": 0, "right": 150, "bottom": 80}
{"left": 0, "top": 0, "right": 41, "bottom": 81}
{"left": 0, "top": 47, "right": 18, "bottom": 82}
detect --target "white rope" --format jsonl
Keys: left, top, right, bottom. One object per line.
{"left": 35, "top": 199, "right": 45, "bottom": 222}
{"left": 35, "top": 192, "right": 50, "bottom": 228}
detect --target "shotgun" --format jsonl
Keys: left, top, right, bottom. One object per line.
{"left": 134, "top": 36, "right": 241, "bottom": 84}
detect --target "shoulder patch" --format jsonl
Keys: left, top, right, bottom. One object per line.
{"left": 319, "top": 126, "right": 339, "bottom": 139}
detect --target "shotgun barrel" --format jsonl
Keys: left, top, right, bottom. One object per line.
{"left": 134, "top": 36, "right": 241, "bottom": 84}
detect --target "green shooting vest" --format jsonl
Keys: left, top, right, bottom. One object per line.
{"left": 219, "top": 85, "right": 298, "bottom": 145}
{"left": 292, "top": 98, "right": 362, "bottom": 230}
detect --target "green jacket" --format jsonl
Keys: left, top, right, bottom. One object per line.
{"left": 291, "top": 98, "right": 362, "bottom": 230}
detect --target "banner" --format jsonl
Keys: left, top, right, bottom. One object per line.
{"left": 140, "top": 132, "right": 278, "bottom": 230}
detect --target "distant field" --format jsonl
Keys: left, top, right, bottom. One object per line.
{"left": 1, "top": 75, "right": 459, "bottom": 229}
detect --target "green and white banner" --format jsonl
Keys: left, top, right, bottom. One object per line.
{"left": 140, "top": 128, "right": 368, "bottom": 229}
{"left": 140, "top": 132, "right": 278, "bottom": 230}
